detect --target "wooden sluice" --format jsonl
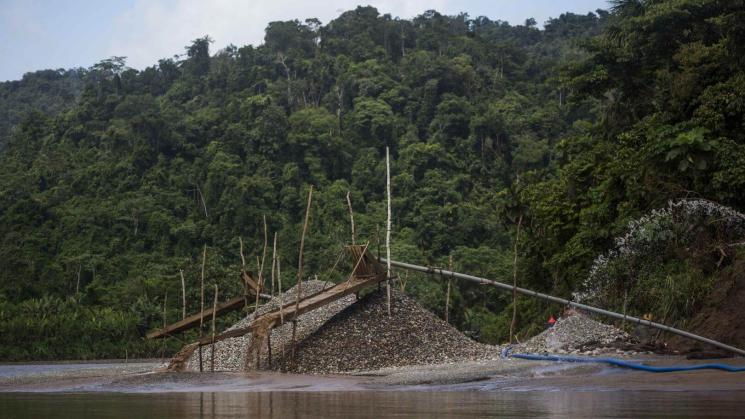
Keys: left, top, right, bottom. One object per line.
{"left": 147, "top": 271, "right": 268, "bottom": 340}
{"left": 168, "top": 244, "right": 387, "bottom": 371}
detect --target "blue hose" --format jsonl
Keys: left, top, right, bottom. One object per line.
{"left": 500, "top": 347, "right": 745, "bottom": 373}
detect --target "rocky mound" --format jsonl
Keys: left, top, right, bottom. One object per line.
{"left": 184, "top": 280, "right": 356, "bottom": 371}
{"left": 513, "top": 312, "right": 631, "bottom": 354}
{"left": 286, "top": 289, "right": 499, "bottom": 374}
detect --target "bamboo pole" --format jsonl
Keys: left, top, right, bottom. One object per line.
{"left": 445, "top": 255, "right": 452, "bottom": 324}
{"left": 267, "top": 331, "right": 272, "bottom": 368}
{"left": 346, "top": 191, "right": 355, "bottom": 245}
{"left": 261, "top": 215, "right": 268, "bottom": 287}
{"left": 271, "top": 232, "right": 277, "bottom": 296}
{"left": 180, "top": 269, "right": 187, "bottom": 320}
{"left": 76, "top": 263, "right": 81, "bottom": 296}
{"left": 291, "top": 321, "right": 297, "bottom": 366}
{"left": 254, "top": 256, "right": 262, "bottom": 312}
{"left": 211, "top": 284, "right": 218, "bottom": 372}
{"left": 294, "top": 186, "right": 313, "bottom": 316}
{"left": 292, "top": 186, "right": 313, "bottom": 363}
{"left": 277, "top": 255, "right": 285, "bottom": 371}
{"left": 510, "top": 214, "right": 523, "bottom": 344}
{"left": 239, "top": 237, "right": 249, "bottom": 308}
{"left": 161, "top": 292, "right": 167, "bottom": 363}
{"left": 385, "top": 146, "right": 392, "bottom": 316}
{"left": 199, "top": 244, "right": 206, "bottom": 372}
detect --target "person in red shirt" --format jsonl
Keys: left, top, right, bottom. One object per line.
{"left": 547, "top": 314, "right": 557, "bottom": 328}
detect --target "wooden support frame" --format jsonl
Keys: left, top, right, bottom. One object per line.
{"left": 168, "top": 245, "right": 386, "bottom": 371}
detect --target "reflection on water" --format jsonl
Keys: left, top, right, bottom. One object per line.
{"left": 1, "top": 390, "right": 744, "bottom": 418}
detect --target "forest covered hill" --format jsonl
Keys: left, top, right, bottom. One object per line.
{"left": 1, "top": 1, "right": 744, "bottom": 360}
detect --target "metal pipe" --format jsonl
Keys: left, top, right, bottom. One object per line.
{"left": 383, "top": 258, "right": 745, "bottom": 357}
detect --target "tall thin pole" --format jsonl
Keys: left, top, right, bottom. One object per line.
{"left": 239, "top": 237, "right": 248, "bottom": 308}
{"left": 211, "top": 284, "right": 218, "bottom": 372}
{"left": 199, "top": 244, "right": 206, "bottom": 372}
{"left": 254, "top": 256, "right": 262, "bottom": 312}
{"left": 278, "top": 255, "right": 285, "bottom": 372}
{"left": 295, "top": 186, "right": 313, "bottom": 316}
{"left": 271, "top": 232, "right": 278, "bottom": 296}
{"left": 292, "top": 186, "right": 313, "bottom": 364}
{"left": 445, "top": 255, "right": 452, "bottom": 324}
{"left": 179, "top": 269, "right": 187, "bottom": 320}
{"left": 200, "top": 245, "right": 206, "bottom": 333}
{"left": 385, "top": 147, "right": 392, "bottom": 316}
{"left": 260, "top": 215, "right": 268, "bottom": 288}
{"left": 346, "top": 191, "right": 355, "bottom": 245}
{"left": 510, "top": 214, "right": 523, "bottom": 344}
{"left": 161, "top": 291, "right": 167, "bottom": 363}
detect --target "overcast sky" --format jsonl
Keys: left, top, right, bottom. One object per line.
{"left": 0, "top": 0, "right": 609, "bottom": 82}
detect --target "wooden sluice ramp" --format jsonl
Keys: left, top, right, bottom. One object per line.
{"left": 168, "top": 245, "right": 387, "bottom": 371}
{"left": 147, "top": 271, "right": 267, "bottom": 339}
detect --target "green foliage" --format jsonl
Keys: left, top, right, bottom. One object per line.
{"left": 2, "top": 2, "right": 743, "bottom": 360}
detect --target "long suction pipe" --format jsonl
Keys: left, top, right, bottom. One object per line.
{"left": 382, "top": 258, "right": 745, "bottom": 357}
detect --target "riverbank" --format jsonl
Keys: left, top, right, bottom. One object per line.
{"left": 2, "top": 355, "right": 744, "bottom": 393}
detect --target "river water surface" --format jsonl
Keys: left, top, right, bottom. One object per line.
{"left": 2, "top": 390, "right": 745, "bottom": 418}
{"left": 1, "top": 361, "right": 743, "bottom": 418}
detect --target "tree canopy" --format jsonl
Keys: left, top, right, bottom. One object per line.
{"left": 1, "top": 2, "right": 743, "bottom": 360}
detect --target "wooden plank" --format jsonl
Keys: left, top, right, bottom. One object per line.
{"left": 147, "top": 296, "right": 246, "bottom": 339}
{"left": 147, "top": 291, "right": 273, "bottom": 339}
{"left": 147, "top": 271, "right": 267, "bottom": 339}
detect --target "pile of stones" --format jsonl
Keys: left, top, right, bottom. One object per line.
{"left": 287, "top": 289, "right": 499, "bottom": 374}
{"left": 513, "top": 313, "right": 632, "bottom": 355}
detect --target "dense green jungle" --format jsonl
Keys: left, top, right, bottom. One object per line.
{"left": 1, "top": 0, "right": 744, "bottom": 360}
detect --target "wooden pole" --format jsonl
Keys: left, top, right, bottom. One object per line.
{"left": 76, "top": 263, "right": 81, "bottom": 296}
{"left": 267, "top": 331, "right": 272, "bottom": 368}
{"left": 239, "top": 237, "right": 249, "bottom": 308}
{"left": 294, "top": 186, "right": 313, "bottom": 316}
{"left": 346, "top": 191, "right": 355, "bottom": 245}
{"left": 260, "top": 215, "right": 268, "bottom": 288}
{"left": 385, "top": 146, "right": 392, "bottom": 316}
{"left": 292, "top": 185, "right": 313, "bottom": 364}
{"left": 211, "top": 284, "right": 218, "bottom": 372}
{"left": 199, "top": 244, "right": 206, "bottom": 372}
{"left": 510, "top": 214, "right": 523, "bottom": 345}
{"left": 180, "top": 269, "right": 187, "bottom": 320}
{"left": 291, "top": 320, "right": 297, "bottom": 367}
{"left": 445, "top": 255, "right": 452, "bottom": 324}
{"left": 161, "top": 292, "right": 167, "bottom": 363}
{"left": 271, "top": 232, "right": 277, "bottom": 296}
{"left": 254, "top": 256, "right": 262, "bottom": 312}
{"left": 277, "top": 255, "right": 285, "bottom": 371}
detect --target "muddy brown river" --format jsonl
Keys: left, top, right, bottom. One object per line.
{"left": 1, "top": 360, "right": 743, "bottom": 418}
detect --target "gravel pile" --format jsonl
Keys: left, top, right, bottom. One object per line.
{"left": 513, "top": 313, "right": 630, "bottom": 354}
{"left": 184, "top": 280, "right": 356, "bottom": 372}
{"left": 286, "top": 289, "right": 499, "bottom": 374}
